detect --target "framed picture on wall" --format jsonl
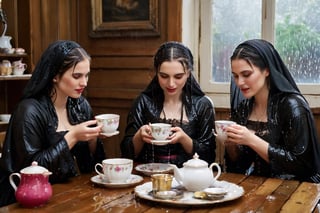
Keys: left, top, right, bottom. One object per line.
{"left": 90, "top": 0, "right": 160, "bottom": 37}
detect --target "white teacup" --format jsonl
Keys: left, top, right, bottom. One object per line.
{"left": 214, "top": 120, "right": 236, "bottom": 142}
{"left": 0, "top": 114, "right": 11, "bottom": 122}
{"left": 150, "top": 123, "right": 172, "bottom": 140}
{"left": 13, "top": 66, "right": 26, "bottom": 75}
{"left": 12, "top": 60, "right": 27, "bottom": 75}
{"left": 95, "top": 158, "right": 133, "bottom": 183}
{"left": 95, "top": 114, "right": 120, "bottom": 133}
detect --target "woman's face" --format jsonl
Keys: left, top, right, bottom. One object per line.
{"left": 54, "top": 59, "right": 90, "bottom": 99}
{"left": 231, "top": 59, "right": 269, "bottom": 99}
{"left": 157, "top": 61, "right": 190, "bottom": 98}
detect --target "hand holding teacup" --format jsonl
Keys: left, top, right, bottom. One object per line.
{"left": 213, "top": 120, "right": 236, "bottom": 143}
{"left": 150, "top": 123, "right": 172, "bottom": 141}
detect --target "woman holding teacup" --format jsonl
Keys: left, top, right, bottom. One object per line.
{"left": 224, "top": 39, "right": 320, "bottom": 182}
{"left": 0, "top": 40, "right": 105, "bottom": 207}
{"left": 121, "top": 41, "right": 216, "bottom": 167}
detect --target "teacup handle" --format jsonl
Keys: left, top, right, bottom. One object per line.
{"left": 9, "top": 173, "right": 21, "bottom": 191}
{"left": 212, "top": 129, "right": 218, "bottom": 137}
{"left": 21, "top": 63, "right": 27, "bottom": 69}
{"left": 94, "top": 163, "right": 104, "bottom": 177}
{"left": 209, "top": 162, "right": 221, "bottom": 180}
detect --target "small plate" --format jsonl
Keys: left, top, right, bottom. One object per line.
{"left": 91, "top": 174, "right": 143, "bottom": 188}
{"left": 204, "top": 187, "right": 228, "bottom": 196}
{"left": 151, "top": 139, "right": 171, "bottom": 146}
{"left": 100, "top": 130, "right": 119, "bottom": 137}
{"left": 151, "top": 189, "right": 184, "bottom": 200}
{"left": 135, "top": 163, "right": 173, "bottom": 176}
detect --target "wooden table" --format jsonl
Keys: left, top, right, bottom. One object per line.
{"left": 0, "top": 171, "right": 319, "bottom": 213}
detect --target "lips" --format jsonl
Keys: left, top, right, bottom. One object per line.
{"left": 166, "top": 88, "right": 176, "bottom": 93}
{"left": 240, "top": 88, "right": 251, "bottom": 98}
{"left": 240, "top": 87, "right": 249, "bottom": 93}
{"left": 75, "top": 88, "right": 84, "bottom": 94}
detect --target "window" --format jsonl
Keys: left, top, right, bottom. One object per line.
{"left": 193, "top": 0, "right": 320, "bottom": 107}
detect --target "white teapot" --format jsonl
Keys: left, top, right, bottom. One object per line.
{"left": 170, "top": 153, "right": 221, "bottom": 191}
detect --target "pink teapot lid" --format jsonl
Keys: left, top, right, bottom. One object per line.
{"left": 20, "top": 161, "right": 51, "bottom": 174}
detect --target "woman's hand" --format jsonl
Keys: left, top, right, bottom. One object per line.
{"left": 168, "top": 126, "right": 193, "bottom": 154}
{"left": 132, "top": 124, "right": 153, "bottom": 156}
{"left": 65, "top": 120, "right": 102, "bottom": 149}
{"left": 225, "top": 124, "right": 270, "bottom": 162}
{"left": 138, "top": 124, "right": 154, "bottom": 143}
{"left": 168, "top": 126, "right": 186, "bottom": 144}
{"left": 225, "top": 124, "right": 255, "bottom": 146}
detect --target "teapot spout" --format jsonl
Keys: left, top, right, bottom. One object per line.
{"left": 169, "top": 164, "right": 183, "bottom": 186}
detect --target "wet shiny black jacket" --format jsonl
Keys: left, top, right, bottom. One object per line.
{"left": 120, "top": 93, "right": 216, "bottom": 167}
{"left": 0, "top": 95, "right": 105, "bottom": 206}
{"left": 227, "top": 93, "right": 320, "bottom": 182}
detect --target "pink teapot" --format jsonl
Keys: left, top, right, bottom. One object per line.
{"left": 9, "top": 161, "right": 53, "bottom": 208}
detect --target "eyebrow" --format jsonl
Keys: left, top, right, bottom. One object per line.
{"left": 158, "top": 71, "right": 185, "bottom": 75}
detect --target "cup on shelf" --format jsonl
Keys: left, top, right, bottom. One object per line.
{"left": 0, "top": 66, "right": 12, "bottom": 75}
{"left": 13, "top": 65, "right": 27, "bottom": 76}
{"left": 15, "top": 48, "right": 25, "bottom": 55}
{"left": 94, "top": 158, "right": 133, "bottom": 183}
{"left": 0, "top": 60, "right": 12, "bottom": 75}
{"left": 0, "top": 114, "right": 11, "bottom": 122}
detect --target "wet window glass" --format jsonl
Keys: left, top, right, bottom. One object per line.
{"left": 275, "top": 0, "right": 320, "bottom": 83}
{"left": 211, "top": 0, "right": 320, "bottom": 84}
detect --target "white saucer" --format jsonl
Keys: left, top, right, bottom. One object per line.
{"left": 135, "top": 163, "right": 173, "bottom": 176}
{"left": 151, "top": 139, "right": 171, "bottom": 146}
{"left": 91, "top": 174, "right": 143, "bottom": 188}
{"left": 100, "top": 130, "right": 119, "bottom": 137}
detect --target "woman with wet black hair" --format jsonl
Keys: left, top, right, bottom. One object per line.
{"left": 0, "top": 40, "right": 105, "bottom": 207}
{"left": 121, "top": 41, "right": 216, "bottom": 167}
{"left": 224, "top": 39, "right": 320, "bottom": 182}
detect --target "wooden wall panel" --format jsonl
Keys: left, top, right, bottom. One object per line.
{"left": 75, "top": 0, "right": 182, "bottom": 158}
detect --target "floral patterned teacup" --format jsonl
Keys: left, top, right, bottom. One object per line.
{"left": 150, "top": 123, "right": 172, "bottom": 141}
{"left": 95, "top": 114, "right": 120, "bottom": 133}
{"left": 95, "top": 158, "right": 133, "bottom": 183}
{"left": 213, "top": 120, "right": 236, "bottom": 142}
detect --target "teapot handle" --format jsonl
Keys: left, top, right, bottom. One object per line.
{"left": 209, "top": 162, "right": 221, "bottom": 180}
{"left": 9, "top": 173, "right": 21, "bottom": 191}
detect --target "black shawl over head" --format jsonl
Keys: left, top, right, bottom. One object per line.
{"left": 22, "top": 40, "right": 80, "bottom": 99}
{"left": 230, "top": 39, "right": 300, "bottom": 110}
{"left": 143, "top": 41, "right": 205, "bottom": 108}
{"left": 230, "top": 39, "right": 320, "bottom": 179}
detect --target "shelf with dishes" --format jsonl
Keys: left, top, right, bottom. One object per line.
{"left": 0, "top": 74, "right": 31, "bottom": 81}
{"left": 0, "top": 51, "right": 30, "bottom": 77}
{"left": 0, "top": 52, "right": 27, "bottom": 58}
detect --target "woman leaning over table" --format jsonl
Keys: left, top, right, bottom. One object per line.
{"left": 0, "top": 40, "right": 105, "bottom": 207}
{"left": 121, "top": 41, "right": 216, "bottom": 167}
{"left": 224, "top": 39, "right": 320, "bottom": 182}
